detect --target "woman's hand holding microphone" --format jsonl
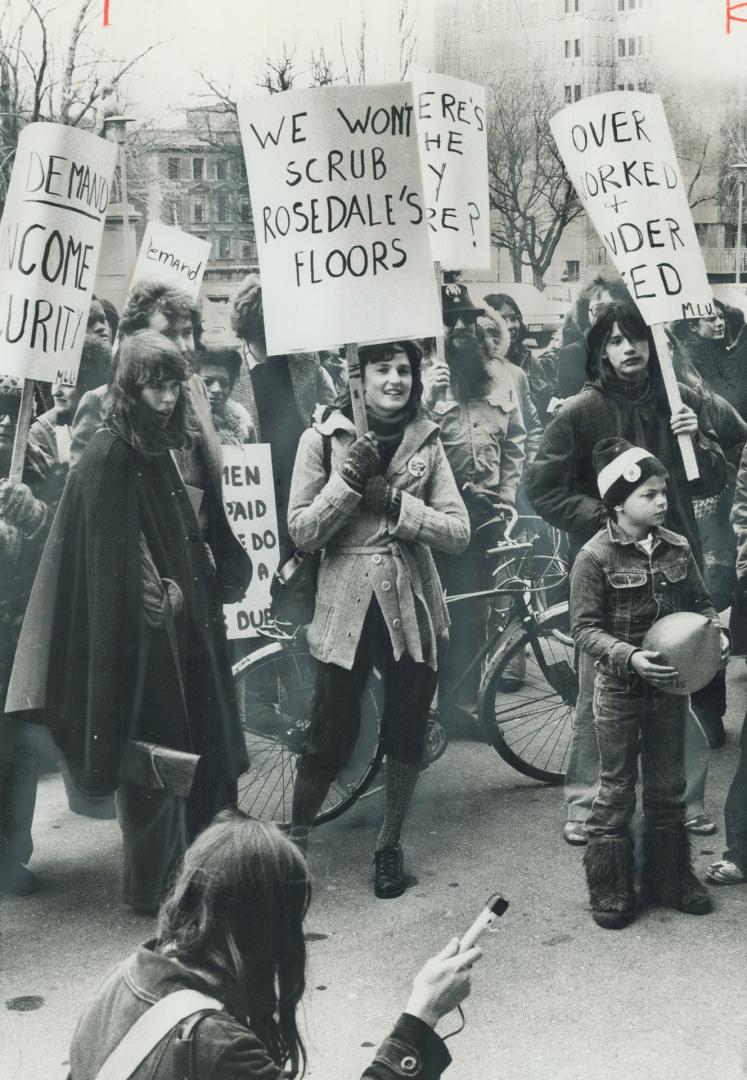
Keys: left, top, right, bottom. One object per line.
{"left": 404, "top": 938, "right": 483, "bottom": 1030}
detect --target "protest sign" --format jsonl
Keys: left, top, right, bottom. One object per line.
{"left": 412, "top": 73, "right": 489, "bottom": 268}
{"left": 550, "top": 91, "right": 713, "bottom": 325}
{"left": 222, "top": 443, "right": 280, "bottom": 639}
{"left": 130, "top": 221, "right": 210, "bottom": 302}
{"left": 238, "top": 83, "right": 441, "bottom": 354}
{"left": 0, "top": 122, "right": 117, "bottom": 384}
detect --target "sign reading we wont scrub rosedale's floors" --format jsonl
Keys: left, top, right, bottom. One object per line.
{"left": 550, "top": 91, "right": 714, "bottom": 325}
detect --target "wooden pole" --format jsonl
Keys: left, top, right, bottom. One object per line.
{"left": 650, "top": 323, "right": 699, "bottom": 481}
{"left": 8, "top": 378, "right": 35, "bottom": 483}
{"left": 344, "top": 343, "right": 368, "bottom": 437}
{"left": 434, "top": 260, "right": 446, "bottom": 367}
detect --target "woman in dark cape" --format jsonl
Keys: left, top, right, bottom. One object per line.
{"left": 8, "top": 330, "right": 249, "bottom": 913}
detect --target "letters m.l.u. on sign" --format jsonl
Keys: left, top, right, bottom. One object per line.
{"left": 550, "top": 91, "right": 713, "bottom": 326}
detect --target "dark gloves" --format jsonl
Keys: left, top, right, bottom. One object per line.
{"left": 340, "top": 433, "right": 381, "bottom": 493}
{"left": 140, "top": 534, "right": 184, "bottom": 629}
{"left": 364, "top": 475, "right": 402, "bottom": 518}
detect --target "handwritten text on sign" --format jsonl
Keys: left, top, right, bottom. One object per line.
{"left": 130, "top": 222, "right": 211, "bottom": 304}
{"left": 550, "top": 92, "right": 712, "bottom": 325}
{"left": 222, "top": 444, "right": 280, "bottom": 639}
{"left": 0, "top": 123, "right": 116, "bottom": 383}
{"left": 238, "top": 83, "right": 441, "bottom": 354}
{"left": 413, "top": 73, "right": 489, "bottom": 268}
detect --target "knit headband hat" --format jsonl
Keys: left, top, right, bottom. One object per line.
{"left": 593, "top": 437, "right": 667, "bottom": 507}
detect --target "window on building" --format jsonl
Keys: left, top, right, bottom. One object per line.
{"left": 618, "top": 38, "right": 625, "bottom": 56}
{"left": 193, "top": 200, "right": 204, "bottom": 223}
{"left": 574, "top": 38, "right": 581, "bottom": 57}
{"left": 167, "top": 157, "right": 179, "bottom": 180}
{"left": 564, "top": 39, "right": 570, "bottom": 58}
{"left": 241, "top": 237, "right": 254, "bottom": 260}
{"left": 564, "top": 0, "right": 570, "bottom": 12}
{"left": 629, "top": 0, "right": 635, "bottom": 7}
{"left": 694, "top": 223, "right": 709, "bottom": 246}
{"left": 564, "top": 85, "right": 572, "bottom": 104}
{"left": 240, "top": 201, "right": 251, "bottom": 223}
{"left": 566, "top": 260, "right": 580, "bottom": 282}
{"left": 724, "top": 224, "right": 738, "bottom": 248}
{"left": 217, "top": 195, "right": 229, "bottom": 222}
{"left": 638, "top": 36, "right": 643, "bottom": 53}
{"left": 574, "top": 84, "right": 582, "bottom": 101}
{"left": 627, "top": 83, "right": 635, "bottom": 91}
{"left": 628, "top": 37, "right": 635, "bottom": 55}
{"left": 574, "top": 0, "right": 579, "bottom": 9}
{"left": 618, "top": 0, "right": 624, "bottom": 9}
{"left": 192, "top": 157, "right": 204, "bottom": 180}
{"left": 618, "top": 83, "right": 625, "bottom": 90}
{"left": 219, "top": 235, "right": 231, "bottom": 259}
{"left": 216, "top": 159, "right": 228, "bottom": 180}
{"left": 194, "top": 235, "right": 208, "bottom": 244}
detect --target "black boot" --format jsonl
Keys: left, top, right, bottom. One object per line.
{"left": 642, "top": 826, "right": 712, "bottom": 915}
{"left": 583, "top": 836, "right": 635, "bottom": 929}
{"left": 373, "top": 842, "right": 406, "bottom": 899}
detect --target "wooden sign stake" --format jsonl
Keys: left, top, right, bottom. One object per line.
{"left": 650, "top": 323, "right": 699, "bottom": 481}
{"left": 344, "top": 343, "right": 368, "bottom": 437}
{"left": 8, "top": 378, "right": 36, "bottom": 483}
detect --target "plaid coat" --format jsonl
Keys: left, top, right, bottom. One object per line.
{"left": 287, "top": 411, "right": 470, "bottom": 670}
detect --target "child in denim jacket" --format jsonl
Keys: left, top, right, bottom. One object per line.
{"left": 570, "top": 437, "right": 728, "bottom": 929}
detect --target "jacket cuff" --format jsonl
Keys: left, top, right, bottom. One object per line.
{"left": 370, "top": 1014, "right": 451, "bottom": 1078}
{"left": 609, "top": 641, "right": 638, "bottom": 679}
{"left": 326, "top": 471, "right": 364, "bottom": 512}
{"left": 390, "top": 490, "right": 425, "bottom": 542}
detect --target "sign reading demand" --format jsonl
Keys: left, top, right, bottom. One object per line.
{"left": 238, "top": 83, "right": 441, "bottom": 354}
{"left": 0, "top": 122, "right": 117, "bottom": 382}
{"left": 550, "top": 92, "right": 713, "bottom": 325}
{"left": 130, "top": 222, "right": 211, "bottom": 302}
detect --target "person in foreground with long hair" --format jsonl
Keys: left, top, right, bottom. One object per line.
{"left": 68, "top": 813, "right": 481, "bottom": 1080}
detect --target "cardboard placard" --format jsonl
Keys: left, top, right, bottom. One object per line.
{"left": 0, "top": 122, "right": 117, "bottom": 383}
{"left": 237, "top": 82, "right": 441, "bottom": 354}
{"left": 130, "top": 221, "right": 211, "bottom": 302}
{"left": 412, "top": 73, "right": 490, "bottom": 268}
{"left": 221, "top": 443, "right": 280, "bottom": 639}
{"left": 550, "top": 92, "right": 713, "bottom": 325}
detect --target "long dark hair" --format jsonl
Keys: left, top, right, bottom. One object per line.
{"left": 484, "top": 292, "right": 527, "bottom": 356}
{"left": 585, "top": 302, "right": 665, "bottom": 398}
{"left": 103, "top": 329, "right": 199, "bottom": 455}
{"left": 157, "top": 813, "right": 310, "bottom": 1077}
{"left": 333, "top": 339, "right": 424, "bottom": 418}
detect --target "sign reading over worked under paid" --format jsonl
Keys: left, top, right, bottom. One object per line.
{"left": 0, "top": 123, "right": 117, "bottom": 382}
{"left": 550, "top": 91, "right": 713, "bottom": 325}
{"left": 238, "top": 83, "right": 441, "bottom": 354}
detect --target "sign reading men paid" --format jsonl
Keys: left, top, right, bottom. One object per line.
{"left": 130, "top": 222, "right": 211, "bottom": 303}
{"left": 412, "top": 73, "right": 490, "bottom": 268}
{"left": 222, "top": 444, "right": 280, "bottom": 639}
{"left": 550, "top": 92, "right": 713, "bottom": 325}
{"left": 238, "top": 83, "right": 441, "bottom": 354}
{"left": 0, "top": 123, "right": 117, "bottom": 382}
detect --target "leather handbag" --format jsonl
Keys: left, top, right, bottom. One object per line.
{"left": 270, "top": 433, "right": 332, "bottom": 627}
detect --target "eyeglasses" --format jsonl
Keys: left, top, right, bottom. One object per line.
{"left": 443, "top": 310, "right": 478, "bottom": 329}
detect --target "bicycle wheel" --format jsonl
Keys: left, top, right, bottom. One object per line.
{"left": 479, "top": 603, "right": 576, "bottom": 785}
{"left": 233, "top": 641, "right": 383, "bottom": 825}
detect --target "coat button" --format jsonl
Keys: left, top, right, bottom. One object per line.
{"left": 381, "top": 581, "right": 392, "bottom": 592}
{"left": 400, "top": 1056, "right": 418, "bottom": 1073}
{"left": 392, "top": 618, "right": 402, "bottom": 628}
{"left": 372, "top": 553, "right": 382, "bottom": 564}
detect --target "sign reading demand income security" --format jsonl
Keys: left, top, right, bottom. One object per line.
{"left": 222, "top": 443, "right": 280, "bottom": 639}
{"left": 412, "top": 72, "right": 490, "bottom": 269}
{"left": 238, "top": 83, "right": 441, "bottom": 354}
{"left": 550, "top": 91, "right": 713, "bottom": 324}
{"left": 0, "top": 123, "right": 117, "bottom": 382}
{"left": 130, "top": 221, "right": 211, "bottom": 302}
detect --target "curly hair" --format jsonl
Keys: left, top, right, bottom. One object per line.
{"left": 103, "top": 330, "right": 198, "bottom": 455}
{"left": 119, "top": 282, "right": 202, "bottom": 347}
{"left": 571, "top": 269, "right": 632, "bottom": 335}
{"left": 157, "top": 812, "right": 310, "bottom": 1078}
{"left": 231, "top": 273, "right": 265, "bottom": 346}
{"left": 197, "top": 346, "right": 244, "bottom": 389}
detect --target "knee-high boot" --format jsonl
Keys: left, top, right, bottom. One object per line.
{"left": 642, "top": 826, "right": 712, "bottom": 915}
{"left": 583, "top": 835, "right": 636, "bottom": 929}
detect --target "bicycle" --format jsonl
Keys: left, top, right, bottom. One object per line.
{"left": 233, "top": 510, "right": 576, "bottom": 825}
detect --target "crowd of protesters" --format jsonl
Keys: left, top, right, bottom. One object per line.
{"left": 2, "top": 264, "right": 747, "bottom": 1076}
{"left": 1, "top": 268, "right": 747, "bottom": 923}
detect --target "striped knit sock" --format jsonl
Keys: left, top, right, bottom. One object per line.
{"left": 376, "top": 760, "right": 421, "bottom": 850}
{"left": 291, "top": 768, "right": 331, "bottom": 829}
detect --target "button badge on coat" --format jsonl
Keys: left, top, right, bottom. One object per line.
{"left": 407, "top": 455, "right": 427, "bottom": 478}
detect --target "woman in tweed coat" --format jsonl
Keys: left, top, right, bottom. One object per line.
{"left": 287, "top": 340, "right": 470, "bottom": 899}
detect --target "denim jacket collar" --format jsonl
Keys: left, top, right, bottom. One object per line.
{"left": 606, "top": 518, "right": 687, "bottom": 553}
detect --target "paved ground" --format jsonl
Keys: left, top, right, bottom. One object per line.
{"left": 3, "top": 666, "right": 747, "bottom": 1080}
